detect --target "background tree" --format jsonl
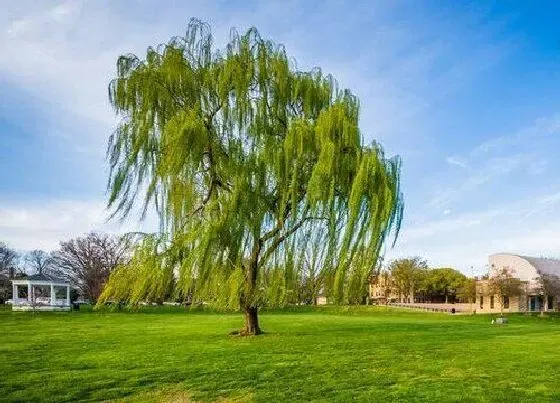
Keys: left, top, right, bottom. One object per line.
{"left": 52, "top": 233, "right": 130, "bottom": 302}
{"left": 0, "top": 276, "right": 12, "bottom": 304}
{"left": 534, "top": 270, "right": 560, "bottom": 311}
{"left": 424, "top": 268, "right": 466, "bottom": 303}
{"left": 488, "top": 266, "right": 524, "bottom": 316}
{"left": 389, "top": 257, "right": 428, "bottom": 303}
{"left": 0, "top": 243, "right": 20, "bottom": 303}
{"left": 98, "top": 19, "right": 403, "bottom": 335}
{"left": 0, "top": 242, "right": 19, "bottom": 279}
{"left": 25, "top": 250, "right": 54, "bottom": 275}
{"left": 456, "top": 277, "right": 476, "bottom": 312}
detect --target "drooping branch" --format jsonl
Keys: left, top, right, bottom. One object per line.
{"left": 100, "top": 19, "right": 404, "bottom": 328}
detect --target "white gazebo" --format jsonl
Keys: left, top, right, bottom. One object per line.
{"left": 11, "top": 274, "right": 71, "bottom": 311}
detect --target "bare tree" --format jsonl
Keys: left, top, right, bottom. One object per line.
{"left": 52, "top": 233, "right": 130, "bottom": 302}
{"left": 535, "top": 271, "right": 560, "bottom": 311}
{"left": 25, "top": 250, "right": 54, "bottom": 275}
{"left": 488, "top": 266, "right": 524, "bottom": 316}
{"left": 0, "top": 242, "right": 20, "bottom": 303}
{"left": 0, "top": 242, "right": 19, "bottom": 279}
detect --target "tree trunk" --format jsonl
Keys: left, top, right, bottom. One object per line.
{"left": 500, "top": 296, "right": 503, "bottom": 316}
{"left": 239, "top": 237, "right": 263, "bottom": 336}
{"left": 243, "top": 305, "right": 262, "bottom": 335}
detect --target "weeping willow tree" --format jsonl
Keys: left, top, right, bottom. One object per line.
{"left": 99, "top": 19, "right": 403, "bottom": 335}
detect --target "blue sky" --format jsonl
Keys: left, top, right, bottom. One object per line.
{"left": 1, "top": 0, "right": 560, "bottom": 274}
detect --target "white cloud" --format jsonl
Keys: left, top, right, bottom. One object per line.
{"left": 0, "top": 0, "right": 516, "bottom": 155}
{"left": 0, "top": 199, "right": 158, "bottom": 251}
{"left": 0, "top": 199, "right": 106, "bottom": 250}
{"left": 0, "top": 1, "right": 548, "bottom": 272}
{"left": 429, "top": 153, "right": 529, "bottom": 208}
{"left": 388, "top": 189, "right": 560, "bottom": 273}
{"left": 445, "top": 156, "right": 469, "bottom": 169}
{"left": 472, "top": 114, "right": 560, "bottom": 157}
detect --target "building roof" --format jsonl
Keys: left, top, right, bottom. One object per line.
{"left": 519, "top": 255, "right": 560, "bottom": 278}
{"left": 18, "top": 273, "right": 69, "bottom": 284}
{"left": 489, "top": 253, "right": 560, "bottom": 281}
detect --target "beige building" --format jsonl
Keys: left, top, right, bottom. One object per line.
{"left": 369, "top": 271, "right": 410, "bottom": 304}
{"left": 476, "top": 254, "right": 560, "bottom": 314}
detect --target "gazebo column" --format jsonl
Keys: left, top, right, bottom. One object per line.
{"left": 12, "top": 283, "right": 17, "bottom": 304}
{"left": 27, "top": 283, "right": 32, "bottom": 303}
{"left": 51, "top": 284, "right": 55, "bottom": 306}
{"left": 66, "top": 286, "right": 70, "bottom": 306}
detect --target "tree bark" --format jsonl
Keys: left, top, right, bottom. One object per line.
{"left": 500, "top": 295, "right": 503, "bottom": 316}
{"left": 243, "top": 305, "right": 262, "bottom": 335}
{"left": 240, "top": 236, "right": 263, "bottom": 336}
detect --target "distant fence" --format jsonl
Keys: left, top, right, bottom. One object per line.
{"left": 388, "top": 302, "right": 474, "bottom": 313}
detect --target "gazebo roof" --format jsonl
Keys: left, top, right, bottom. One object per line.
{"left": 12, "top": 273, "right": 69, "bottom": 285}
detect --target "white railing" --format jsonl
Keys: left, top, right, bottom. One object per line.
{"left": 13, "top": 297, "right": 27, "bottom": 305}
{"left": 388, "top": 302, "right": 473, "bottom": 313}
{"left": 13, "top": 297, "right": 69, "bottom": 306}
{"left": 52, "top": 298, "right": 70, "bottom": 306}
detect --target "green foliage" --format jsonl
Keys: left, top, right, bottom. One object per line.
{"left": 386, "top": 258, "right": 468, "bottom": 303}
{"left": 456, "top": 277, "right": 477, "bottom": 303}
{"left": 100, "top": 19, "right": 403, "bottom": 313}
{"left": 423, "top": 267, "right": 467, "bottom": 302}
{"left": 388, "top": 257, "right": 428, "bottom": 300}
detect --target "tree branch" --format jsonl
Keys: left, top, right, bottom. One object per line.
{"left": 258, "top": 209, "right": 329, "bottom": 269}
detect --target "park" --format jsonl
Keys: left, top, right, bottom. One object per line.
{"left": 1, "top": 305, "right": 560, "bottom": 401}
{"left": 2, "top": 3, "right": 560, "bottom": 402}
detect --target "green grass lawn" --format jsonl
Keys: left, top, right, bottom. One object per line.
{"left": 1, "top": 306, "right": 559, "bottom": 402}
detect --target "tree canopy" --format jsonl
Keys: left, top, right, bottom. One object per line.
{"left": 488, "top": 266, "right": 525, "bottom": 314}
{"left": 99, "top": 19, "right": 404, "bottom": 334}
{"left": 384, "top": 258, "right": 468, "bottom": 303}
{"left": 0, "top": 242, "right": 19, "bottom": 279}
{"left": 423, "top": 268, "right": 466, "bottom": 303}
{"left": 53, "top": 233, "right": 130, "bottom": 302}
{"left": 388, "top": 257, "right": 428, "bottom": 302}
{"left": 24, "top": 250, "right": 54, "bottom": 275}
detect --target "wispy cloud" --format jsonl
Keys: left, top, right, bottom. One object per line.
{"left": 2, "top": 1, "right": 559, "bottom": 274}
{"left": 0, "top": 198, "right": 158, "bottom": 251}
{"left": 390, "top": 189, "right": 560, "bottom": 271}
{"left": 445, "top": 156, "right": 469, "bottom": 169}
{"left": 472, "top": 114, "right": 560, "bottom": 157}
{"left": 429, "top": 153, "right": 530, "bottom": 208}
{"left": 425, "top": 109, "right": 560, "bottom": 213}
{"left": 0, "top": 199, "right": 106, "bottom": 250}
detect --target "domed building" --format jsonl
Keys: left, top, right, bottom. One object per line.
{"left": 476, "top": 254, "right": 560, "bottom": 313}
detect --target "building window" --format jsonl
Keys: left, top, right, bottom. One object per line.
{"left": 503, "top": 296, "right": 509, "bottom": 309}
{"left": 480, "top": 296, "right": 484, "bottom": 309}
{"left": 490, "top": 296, "right": 494, "bottom": 309}
{"left": 548, "top": 296, "right": 554, "bottom": 311}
